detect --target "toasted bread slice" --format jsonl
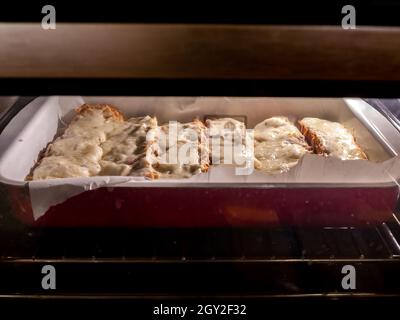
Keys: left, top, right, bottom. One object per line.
{"left": 30, "top": 104, "right": 126, "bottom": 180}
{"left": 147, "top": 119, "right": 210, "bottom": 178}
{"left": 206, "top": 117, "right": 250, "bottom": 166}
{"left": 254, "top": 116, "right": 311, "bottom": 174}
{"left": 298, "top": 117, "right": 367, "bottom": 160}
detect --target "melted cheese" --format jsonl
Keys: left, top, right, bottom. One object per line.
{"left": 33, "top": 108, "right": 121, "bottom": 180}
{"left": 32, "top": 105, "right": 160, "bottom": 180}
{"left": 148, "top": 120, "right": 209, "bottom": 178}
{"left": 63, "top": 108, "right": 121, "bottom": 143}
{"left": 206, "top": 118, "right": 249, "bottom": 166}
{"left": 299, "top": 117, "right": 366, "bottom": 160}
{"left": 254, "top": 117, "right": 310, "bottom": 174}
{"left": 99, "top": 116, "right": 158, "bottom": 176}
{"left": 32, "top": 155, "right": 97, "bottom": 179}
{"left": 47, "top": 138, "right": 103, "bottom": 164}
{"left": 98, "top": 160, "right": 132, "bottom": 176}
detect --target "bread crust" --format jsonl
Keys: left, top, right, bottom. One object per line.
{"left": 75, "top": 104, "right": 124, "bottom": 122}
{"left": 193, "top": 118, "right": 210, "bottom": 172}
{"left": 298, "top": 122, "right": 326, "bottom": 155}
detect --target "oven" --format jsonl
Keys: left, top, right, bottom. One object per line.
{"left": 1, "top": 3, "right": 400, "bottom": 315}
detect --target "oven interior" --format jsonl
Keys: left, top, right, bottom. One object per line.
{"left": 0, "top": 17, "right": 400, "bottom": 308}
{"left": 0, "top": 97, "right": 399, "bottom": 298}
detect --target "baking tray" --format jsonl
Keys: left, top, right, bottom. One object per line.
{"left": 0, "top": 96, "right": 399, "bottom": 227}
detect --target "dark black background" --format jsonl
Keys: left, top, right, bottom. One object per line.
{"left": 0, "top": 0, "right": 399, "bottom": 26}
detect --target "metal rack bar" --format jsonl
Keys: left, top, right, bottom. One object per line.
{"left": 378, "top": 216, "right": 400, "bottom": 258}
{"left": 1, "top": 212, "right": 400, "bottom": 262}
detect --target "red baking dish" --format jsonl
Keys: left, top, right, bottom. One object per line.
{"left": 3, "top": 184, "right": 398, "bottom": 228}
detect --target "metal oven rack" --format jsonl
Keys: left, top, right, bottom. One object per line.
{"left": 2, "top": 215, "right": 400, "bottom": 260}
{"left": 0, "top": 212, "right": 400, "bottom": 298}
